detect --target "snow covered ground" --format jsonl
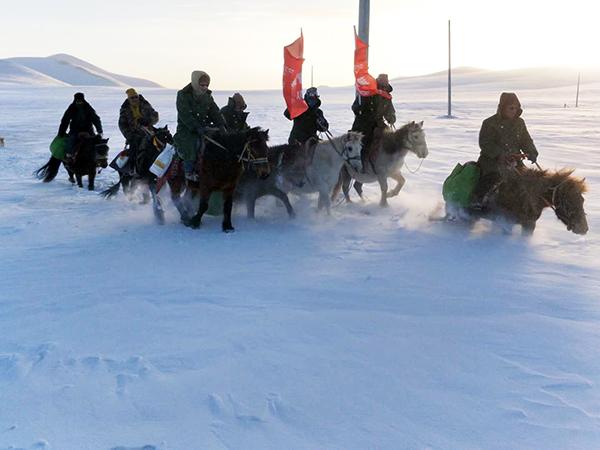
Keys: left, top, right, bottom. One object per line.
{"left": 0, "top": 77, "right": 599, "bottom": 449}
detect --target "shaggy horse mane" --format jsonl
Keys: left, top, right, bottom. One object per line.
{"left": 380, "top": 122, "right": 418, "bottom": 154}
{"left": 507, "top": 167, "right": 588, "bottom": 196}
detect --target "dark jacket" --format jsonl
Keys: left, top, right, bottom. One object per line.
{"left": 351, "top": 91, "right": 396, "bottom": 138}
{"left": 118, "top": 95, "right": 159, "bottom": 142}
{"left": 478, "top": 93, "right": 538, "bottom": 176}
{"left": 58, "top": 101, "right": 103, "bottom": 137}
{"left": 173, "top": 84, "right": 226, "bottom": 161}
{"left": 284, "top": 99, "right": 329, "bottom": 145}
{"left": 220, "top": 98, "right": 250, "bottom": 132}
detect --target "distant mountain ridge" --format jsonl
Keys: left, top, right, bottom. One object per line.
{"left": 0, "top": 54, "right": 161, "bottom": 87}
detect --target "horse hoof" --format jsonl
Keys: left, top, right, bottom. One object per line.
{"left": 222, "top": 225, "right": 235, "bottom": 233}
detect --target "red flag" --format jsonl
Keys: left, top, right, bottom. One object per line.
{"left": 354, "top": 27, "right": 378, "bottom": 97}
{"left": 283, "top": 32, "right": 308, "bottom": 119}
{"left": 353, "top": 28, "right": 392, "bottom": 99}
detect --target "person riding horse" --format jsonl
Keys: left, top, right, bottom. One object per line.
{"left": 220, "top": 93, "right": 251, "bottom": 132}
{"left": 283, "top": 87, "right": 329, "bottom": 146}
{"left": 118, "top": 88, "right": 159, "bottom": 174}
{"left": 58, "top": 92, "right": 103, "bottom": 161}
{"left": 471, "top": 92, "right": 538, "bottom": 208}
{"left": 173, "top": 70, "right": 227, "bottom": 182}
{"left": 351, "top": 73, "right": 396, "bottom": 172}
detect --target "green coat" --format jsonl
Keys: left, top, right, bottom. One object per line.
{"left": 173, "top": 84, "right": 225, "bottom": 161}
{"left": 478, "top": 113, "right": 538, "bottom": 176}
{"left": 220, "top": 99, "right": 250, "bottom": 132}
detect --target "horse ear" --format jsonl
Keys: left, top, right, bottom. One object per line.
{"left": 419, "top": 121, "right": 424, "bottom": 128}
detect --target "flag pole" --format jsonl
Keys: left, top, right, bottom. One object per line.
{"left": 447, "top": 19, "right": 452, "bottom": 118}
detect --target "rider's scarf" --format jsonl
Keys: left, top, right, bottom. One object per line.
{"left": 130, "top": 103, "right": 143, "bottom": 126}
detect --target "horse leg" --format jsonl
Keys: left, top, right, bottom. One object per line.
{"left": 340, "top": 166, "right": 353, "bottom": 202}
{"left": 76, "top": 173, "right": 83, "bottom": 188}
{"left": 387, "top": 172, "right": 406, "bottom": 198}
{"left": 318, "top": 189, "right": 332, "bottom": 214}
{"left": 272, "top": 188, "right": 295, "bottom": 218}
{"left": 88, "top": 169, "right": 95, "bottom": 191}
{"left": 378, "top": 175, "right": 389, "bottom": 207}
{"left": 187, "top": 194, "right": 209, "bottom": 229}
{"left": 222, "top": 190, "right": 235, "bottom": 233}
{"left": 353, "top": 181, "right": 364, "bottom": 199}
{"left": 521, "top": 221, "right": 536, "bottom": 236}
{"left": 149, "top": 183, "right": 165, "bottom": 225}
{"left": 66, "top": 166, "right": 75, "bottom": 183}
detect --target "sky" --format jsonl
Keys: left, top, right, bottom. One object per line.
{"left": 0, "top": 0, "right": 598, "bottom": 89}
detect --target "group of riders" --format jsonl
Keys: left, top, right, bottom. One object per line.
{"left": 56, "top": 70, "right": 538, "bottom": 208}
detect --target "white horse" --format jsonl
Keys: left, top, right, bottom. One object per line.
{"left": 277, "top": 132, "right": 363, "bottom": 213}
{"left": 334, "top": 121, "right": 429, "bottom": 206}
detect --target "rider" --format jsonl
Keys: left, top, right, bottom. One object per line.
{"left": 284, "top": 87, "right": 329, "bottom": 146}
{"left": 118, "top": 88, "right": 159, "bottom": 173}
{"left": 351, "top": 73, "right": 396, "bottom": 172}
{"left": 58, "top": 92, "right": 103, "bottom": 160}
{"left": 220, "top": 93, "right": 250, "bottom": 132}
{"left": 471, "top": 92, "right": 538, "bottom": 207}
{"left": 173, "top": 70, "right": 227, "bottom": 182}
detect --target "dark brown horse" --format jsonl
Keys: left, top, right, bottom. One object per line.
{"left": 448, "top": 167, "right": 589, "bottom": 235}
{"left": 35, "top": 134, "right": 109, "bottom": 190}
{"left": 167, "top": 127, "right": 270, "bottom": 232}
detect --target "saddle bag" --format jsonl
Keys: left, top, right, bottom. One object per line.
{"left": 49, "top": 135, "right": 68, "bottom": 160}
{"left": 442, "top": 161, "right": 480, "bottom": 207}
{"left": 150, "top": 144, "right": 175, "bottom": 177}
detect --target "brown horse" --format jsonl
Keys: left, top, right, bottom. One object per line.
{"left": 448, "top": 167, "right": 589, "bottom": 235}
{"left": 167, "top": 127, "right": 270, "bottom": 232}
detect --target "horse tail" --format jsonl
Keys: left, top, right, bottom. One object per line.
{"left": 99, "top": 178, "right": 122, "bottom": 199}
{"left": 34, "top": 156, "right": 61, "bottom": 182}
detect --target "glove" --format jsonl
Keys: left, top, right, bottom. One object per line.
{"left": 97, "top": 132, "right": 103, "bottom": 138}
{"left": 528, "top": 154, "right": 537, "bottom": 164}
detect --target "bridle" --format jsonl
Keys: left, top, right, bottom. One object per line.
{"left": 324, "top": 131, "right": 361, "bottom": 167}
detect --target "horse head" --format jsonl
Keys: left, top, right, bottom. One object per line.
{"left": 152, "top": 125, "right": 174, "bottom": 150}
{"left": 341, "top": 131, "right": 363, "bottom": 170}
{"left": 93, "top": 136, "right": 109, "bottom": 169}
{"left": 550, "top": 170, "right": 588, "bottom": 235}
{"left": 246, "top": 127, "right": 271, "bottom": 180}
{"left": 402, "top": 121, "right": 428, "bottom": 159}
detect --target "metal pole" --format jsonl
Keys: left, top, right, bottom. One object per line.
{"left": 575, "top": 72, "right": 580, "bottom": 107}
{"left": 358, "top": 0, "right": 370, "bottom": 44}
{"left": 448, "top": 20, "right": 452, "bottom": 117}
{"left": 311, "top": 65, "right": 314, "bottom": 87}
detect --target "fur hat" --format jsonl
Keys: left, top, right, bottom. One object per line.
{"left": 191, "top": 71, "right": 211, "bottom": 92}
{"left": 497, "top": 92, "right": 522, "bottom": 118}
{"left": 231, "top": 92, "right": 247, "bottom": 110}
{"left": 125, "top": 88, "right": 138, "bottom": 97}
{"left": 73, "top": 92, "right": 85, "bottom": 101}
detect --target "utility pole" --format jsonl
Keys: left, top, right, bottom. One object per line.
{"left": 447, "top": 20, "right": 452, "bottom": 117}
{"left": 358, "top": 0, "right": 370, "bottom": 44}
{"left": 575, "top": 72, "right": 580, "bottom": 107}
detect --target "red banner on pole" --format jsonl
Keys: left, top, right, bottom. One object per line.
{"left": 283, "top": 32, "right": 308, "bottom": 119}
{"left": 354, "top": 27, "right": 378, "bottom": 97}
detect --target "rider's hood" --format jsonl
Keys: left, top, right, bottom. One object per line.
{"left": 496, "top": 92, "right": 523, "bottom": 118}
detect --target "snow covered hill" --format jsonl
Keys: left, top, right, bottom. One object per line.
{"left": 0, "top": 78, "right": 598, "bottom": 449}
{"left": 0, "top": 54, "right": 161, "bottom": 87}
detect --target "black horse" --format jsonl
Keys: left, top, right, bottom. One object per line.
{"left": 101, "top": 125, "right": 173, "bottom": 224}
{"left": 166, "top": 127, "right": 271, "bottom": 232}
{"left": 236, "top": 142, "right": 314, "bottom": 219}
{"left": 35, "top": 134, "right": 109, "bottom": 190}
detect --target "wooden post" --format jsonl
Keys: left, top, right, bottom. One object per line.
{"left": 448, "top": 20, "right": 452, "bottom": 117}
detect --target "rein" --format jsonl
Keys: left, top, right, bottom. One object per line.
{"left": 324, "top": 130, "right": 361, "bottom": 166}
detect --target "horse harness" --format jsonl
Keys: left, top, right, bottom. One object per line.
{"left": 203, "top": 134, "right": 268, "bottom": 168}
{"left": 324, "top": 131, "right": 362, "bottom": 167}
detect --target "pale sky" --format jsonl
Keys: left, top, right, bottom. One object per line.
{"left": 0, "top": 0, "right": 598, "bottom": 89}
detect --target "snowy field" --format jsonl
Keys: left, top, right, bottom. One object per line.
{"left": 0, "top": 76, "right": 599, "bottom": 449}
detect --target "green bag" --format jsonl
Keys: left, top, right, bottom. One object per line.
{"left": 442, "top": 162, "right": 480, "bottom": 207}
{"left": 206, "top": 191, "right": 224, "bottom": 216}
{"left": 49, "top": 135, "right": 68, "bottom": 160}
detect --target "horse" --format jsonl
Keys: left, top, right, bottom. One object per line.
{"left": 35, "top": 133, "right": 109, "bottom": 190}
{"left": 446, "top": 167, "right": 589, "bottom": 235}
{"left": 100, "top": 125, "right": 173, "bottom": 224}
{"left": 333, "top": 121, "right": 429, "bottom": 207}
{"left": 235, "top": 142, "right": 307, "bottom": 219}
{"left": 276, "top": 132, "right": 363, "bottom": 214}
{"left": 166, "top": 127, "right": 271, "bottom": 232}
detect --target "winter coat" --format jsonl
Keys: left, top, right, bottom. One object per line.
{"left": 118, "top": 95, "right": 159, "bottom": 143}
{"left": 58, "top": 101, "right": 103, "bottom": 137}
{"left": 478, "top": 94, "right": 538, "bottom": 177}
{"left": 283, "top": 99, "right": 329, "bottom": 145}
{"left": 173, "top": 84, "right": 226, "bottom": 161}
{"left": 220, "top": 98, "right": 250, "bottom": 132}
{"left": 350, "top": 93, "right": 396, "bottom": 140}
